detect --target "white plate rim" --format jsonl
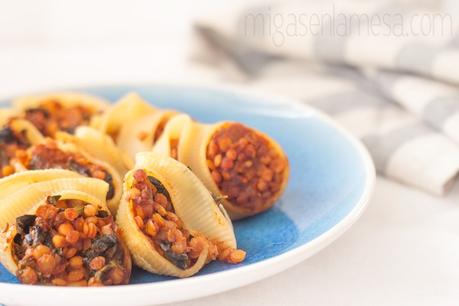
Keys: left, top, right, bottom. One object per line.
{"left": 0, "top": 81, "right": 376, "bottom": 306}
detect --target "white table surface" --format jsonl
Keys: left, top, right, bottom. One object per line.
{"left": 1, "top": 1, "right": 458, "bottom": 305}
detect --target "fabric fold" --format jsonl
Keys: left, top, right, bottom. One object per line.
{"left": 192, "top": 0, "right": 459, "bottom": 195}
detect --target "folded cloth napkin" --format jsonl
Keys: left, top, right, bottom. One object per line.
{"left": 192, "top": 0, "right": 459, "bottom": 195}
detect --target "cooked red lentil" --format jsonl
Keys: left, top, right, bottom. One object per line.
{"left": 23, "top": 100, "right": 95, "bottom": 136}
{"left": 130, "top": 169, "right": 245, "bottom": 269}
{"left": 206, "top": 123, "right": 287, "bottom": 213}
{"left": 0, "top": 122, "right": 32, "bottom": 178}
{"left": 24, "top": 141, "right": 115, "bottom": 200}
{"left": 12, "top": 197, "right": 130, "bottom": 286}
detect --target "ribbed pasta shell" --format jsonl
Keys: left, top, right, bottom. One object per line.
{"left": 0, "top": 169, "right": 82, "bottom": 201}
{"left": 117, "top": 152, "right": 236, "bottom": 277}
{"left": 0, "top": 179, "right": 110, "bottom": 275}
{"left": 179, "top": 121, "right": 289, "bottom": 220}
{"left": 15, "top": 140, "right": 123, "bottom": 215}
{"left": 9, "top": 118, "right": 45, "bottom": 145}
{"left": 117, "top": 110, "right": 177, "bottom": 161}
{"left": 56, "top": 126, "right": 132, "bottom": 176}
{"left": 0, "top": 224, "right": 19, "bottom": 274}
{"left": 117, "top": 191, "right": 208, "bottom": 278}
{"left": 61, "top": 142, "right": 123, "bottom": 215}
{"left": 95, "top": 92, "right": 156, "bottom": 139}
{"left": 135, "top": 152, "right": 236, "bottom": 248}
{"left": 152, "top": 114, "right": 191, "bottom": 157}
{"left": 0, "top": 177, "right": 108, "bottom": 229}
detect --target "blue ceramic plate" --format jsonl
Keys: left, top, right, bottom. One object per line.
{"left": 0, "top": 84, "right": 375, "bottom": 306}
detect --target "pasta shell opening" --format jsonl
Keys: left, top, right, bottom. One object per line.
{"left": 179, "top": 121, "right": 289, "bottom": 220}
{"left": 152, "top": 114, "right": 191, "bottom": 160}
{"left": 117, "top": 110, "right": 177, "bottom": 161}
{"left": 95, "top": 92, "right": 156, "bottom": 139}
{"left": 13, "top": 92, "right": 108, "bottom": 137}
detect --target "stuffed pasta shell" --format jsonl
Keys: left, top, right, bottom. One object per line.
{"left": 0, "top": 173, "right": 131, "bottom": 286}
{"left": 14, "top": 92, "right": 108, "bottom": 137}
{"left": 13, "top": 140, "right": 122, "bottom": 215}
{"left": 153, "top": 116, "right": 289, "bottom": 220}
{"left": 117, "top": 152, "right": 245, "bottom": 278}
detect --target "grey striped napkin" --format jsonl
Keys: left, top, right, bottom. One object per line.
{"left": 192, "top": 0, "right": 459, "bottom": 195}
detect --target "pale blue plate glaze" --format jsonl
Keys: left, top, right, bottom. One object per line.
{"left": 0, "top": 84, "right": 374, "bottom": 289}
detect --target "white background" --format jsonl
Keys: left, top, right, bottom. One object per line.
{"left": 1, "top": 1, "right": 459, "bottom": 305}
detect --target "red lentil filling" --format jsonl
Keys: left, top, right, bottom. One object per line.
{"left": 12, "top": 197, "right": 129, "bottom": 286}
{"left": 136, "top": 117, "right": 171, "bottom": 145}
{"left": 153, "top": 116, "right": 171, "bottom": 143}
{"left": 24, "top": 142, "right": 115, "bottom": 200}
{"left": 0, "top": 123, "right": 31, "bottom": 177}
{"left": 206, "top": 123, "right": 287, "bottom": 212}
{"left": 130, "top": 169, "right": 245, "bottom": 269}
{"left": 23, "top": 100, "right": 94, "bottom": 136}
{"left": 169, "top": 138, "right": 179, "bottom": 160}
